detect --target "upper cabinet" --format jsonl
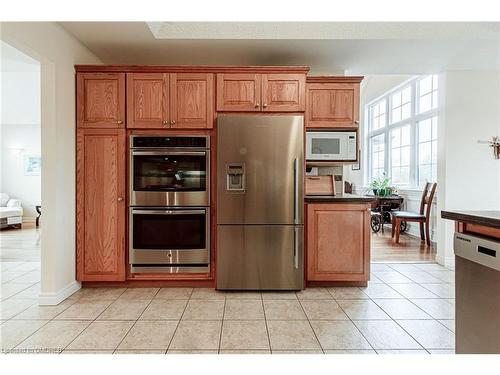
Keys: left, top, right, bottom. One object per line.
{"left": 262, "top": 74, "right": 306, "bottom": 112}
{"left": 170, "top": 73, "right": 214, "bottom": 129}
{"left": 127, "top": 73, "right": 168, "bottom": 129}
{"left": 77, "top": 73, "right": 125, "bottom": 128}
{"left": 306, "top": 77, "right": 363, "bottom": 129}
{"left": 127, "top": 72, "right": 214, "bottom": 129}
{"left": 216, "top": 73, "right": 306, "bottom": 112}
{"left": 216, "top": 73, "right": 261, "bottom": 112}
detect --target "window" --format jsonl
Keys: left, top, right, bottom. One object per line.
{"left": 390, "top": 86, "right": 411, "bottom": 124}
{"left": 417, "top": 116, "right": 438, "bottom": 186}
{"left": 417, "top": 75, "right": 438, "bottom": 114}
{"left": 370, "top": 99, "right": 386, "bottom": 130}
{"left": 370, "top": 134, "right": 385, "bottom": 179}
{"left": 390, "top": 125, "right": 411, "bottom": 185}
{"left": 367, "top": 75, "right": 439, "bottom": 188}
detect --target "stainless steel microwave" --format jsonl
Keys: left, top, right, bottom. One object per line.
{"left": 306, "top": 131, "right": 357, "bottom": 161}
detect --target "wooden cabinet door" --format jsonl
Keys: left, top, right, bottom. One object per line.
{"left": 216, "top": 73, "right": 261, "bottom": 111}
{"left": 307, "top": 203, "right": 370, "bottom": 282}
{"left": 127, "top": 73, "right": 169, "bottom": 128}
{"left": 76, "top": 129, "right": 126, "bottom": 281}
{"left": 262, "top": 74, "right": 305, "bottom": 112}
{"left": 306, "top": 83, "right": 360, "bottom": 128}
{"left": 170, "top": 73, "right": 214, "bottom": 128}
{"left": 77, "top": 73, "right": 125, "bottom": 128}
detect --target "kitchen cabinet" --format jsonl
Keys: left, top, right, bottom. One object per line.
{"left": 77, "top": 73, "right": 125, "bottom": 128}
{"left": 216, "top": 73, "right": 305, "bottom": 112}
{"left": 306, "top": 202, "right": 370, "bottom": 283}
{"left": 76, "top": 128, "right": 126, "bottom": 281}
{"left": 306, "top": 77, "right": 363, "bottom": 129}
{"left": 170, "top": 73, "right": 214, "bottom": 129}
{"left": 127, "top": 73, "right": 169, "bottom": 129}
{"left": 127, "top": 72, "right": 214, "bottom": 129}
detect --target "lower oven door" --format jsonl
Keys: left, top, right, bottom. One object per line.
{"left": 130, "top": 207, "right": 210, "bottom": 271}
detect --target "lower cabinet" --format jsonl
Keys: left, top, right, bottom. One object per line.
{"left": 306, "top": 203, "right": 371, "bottom": 283}
{"left": 76, "top": 129, "right": 126, "bottom": 281}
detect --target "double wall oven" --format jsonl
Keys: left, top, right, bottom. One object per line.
{"left": 129, "top": 135, "right": 210, "bottom": 273}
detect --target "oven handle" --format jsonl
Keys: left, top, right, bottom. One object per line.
{"left": 132, "top": 209, "right": 206, "bottom": 215}
{"left": 131, "top": 151, "right": 207, "bottom": 156}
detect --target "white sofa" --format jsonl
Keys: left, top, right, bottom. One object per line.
{"left": 0, "top": 193, "right": 23, "bottom": 229}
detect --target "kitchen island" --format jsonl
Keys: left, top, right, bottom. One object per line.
{"left": 305, "top": 195, "right": 377, "bottom": 286}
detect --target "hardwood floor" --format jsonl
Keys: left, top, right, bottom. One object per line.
{"left": 371, "top": 227, "right": 436, "bottom": 263}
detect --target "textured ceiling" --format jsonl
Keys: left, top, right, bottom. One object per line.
{"left": 59, "top": 22, "right": 500, "bottom": 74}
{"left": 147, "top": 22, "right": 500, "bottom": 40}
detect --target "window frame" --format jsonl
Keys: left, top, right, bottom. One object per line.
{"left": 366, "top": 75, "right": 439, "bottom": 189}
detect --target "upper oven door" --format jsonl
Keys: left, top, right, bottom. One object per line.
{"left": 306, "top": 132, "right": 346, "bottom": 161}
{"left": 130, "top": 150, "right": 210, "bottom": 206}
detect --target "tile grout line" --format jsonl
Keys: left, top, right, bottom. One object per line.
{"left": 371, "top": 265, "right": 452, "bottom": 353}
{"left": 59, "top": 286, "right": 140, "bottom": 353}
{"left": 328, "top": 288, "right": 377, "bottom": 353}
{"left": 7, "top": 291, "right": 86, "bottom": 352}
{"left": 260, "top": 292, "right": 272, "bottom": 354}
{"left": 217, "top": 295, "right": 227, "bottom": 354}
{"left": 296, "top": 292, "right": 324, "bottom": 353}
{"left": 165, "top": 287, "right": 195, "bottom": 354}
{"left": 111, "top": 288, "right": 161, "bottom": 354}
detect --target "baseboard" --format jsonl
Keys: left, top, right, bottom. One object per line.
{"left": 436, "top": 254, "right": 455, "bottom": 270}
{"left": 38, "top": 280, "right": 81, "bottom": 306}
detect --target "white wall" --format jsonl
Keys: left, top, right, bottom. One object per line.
{"left": 0, "top": 22, "right": 102, "bottom": 304}
{"left": 1, "top": 52, "right": 41, "bottom": 220}
{"left": 437, "top": 70, "right": 500, "bottom": 268}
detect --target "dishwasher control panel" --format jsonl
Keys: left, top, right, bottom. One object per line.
{"left": 454, "top": 232, "right": 500, "bottom": 271}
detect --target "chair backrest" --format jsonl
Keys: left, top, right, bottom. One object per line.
{"left": 419, "top": 182, "right": 437, "bottom": 218}
{"left": 344, "top": 181, "right": 353, "bottom": 194}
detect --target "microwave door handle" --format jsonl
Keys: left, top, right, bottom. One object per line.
{"left": 131, "top": 151, "right": 207, "bottom": 156}
{"left": 132, "top": 210, "right": 206, "bottom": 215}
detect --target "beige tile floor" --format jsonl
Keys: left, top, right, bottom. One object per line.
{"left": 1, "top": 226, "right": 456, "bottom": 354}
{"left": 1, "top": 260, "right": 456, "bottom": 354}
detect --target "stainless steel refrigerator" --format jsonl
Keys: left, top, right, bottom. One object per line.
{"left": 216, "top": 114, "right": 304, "bottom": 290}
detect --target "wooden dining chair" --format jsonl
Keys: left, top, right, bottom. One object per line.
{"left": 391, "top": 182, "right": 437, "bottom": 246}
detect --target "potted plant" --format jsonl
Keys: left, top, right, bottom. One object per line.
{"left": 368, "top": 173, "right": 392, "bottom": 197}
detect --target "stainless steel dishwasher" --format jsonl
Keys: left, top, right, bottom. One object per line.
{"left": 454, "top": 232, "right": 500, "bottom": 354}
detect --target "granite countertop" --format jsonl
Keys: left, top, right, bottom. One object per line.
{"left": 305, "top": 193, "right": 378, "bottom": 203}
{"left": 441, "top": 210, "right": 500, "bottom": 229}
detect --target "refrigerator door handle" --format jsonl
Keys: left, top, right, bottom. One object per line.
{"left": 293, "top": 157, "right": 299, "bottom": 225}
{"left": 293, "top": 226, "right": 299, "bottom": 269}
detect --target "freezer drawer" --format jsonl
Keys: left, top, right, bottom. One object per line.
{"left": 217, "top": 225, "right": 304, "bottom": 290}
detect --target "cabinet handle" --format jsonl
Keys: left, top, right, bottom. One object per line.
{"left": 117, "top": 120, "right": 123, "bottom": 124}
{"left": 117, "top": 197, "right": 124, "bottom": 202}
{"left": 171, "top": 120, "right": 176, "bottom": 125}
{"left": 263, "top": 103, "right": 268, "bottom": 108}
{"left": 255, "top": 103, "right": 260, "bottom": 108}
{"left": 354, "top": 120, "right": 359, "bottom": 124}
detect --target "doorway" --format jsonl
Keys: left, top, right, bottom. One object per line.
{"left": 0, "top": 41, "right": 41, "bottom": 301}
